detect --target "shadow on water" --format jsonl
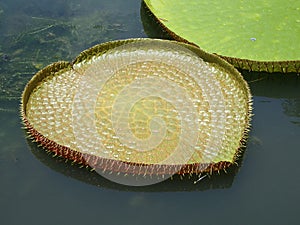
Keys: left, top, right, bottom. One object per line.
{"left": 140, "top": 1, "right": 172, "bottom": 40}
{"left": 243, "top": 71, "right": 300, "bottom": 99}
{"left": 26, "top": 137, "right": 240, "bottom": 192}
{"left": 243, "top": 71, "right": 300, "bottom": 127}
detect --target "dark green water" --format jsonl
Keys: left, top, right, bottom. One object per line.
{"left": 0, "top": 1, "right": 299, "bottom": 225}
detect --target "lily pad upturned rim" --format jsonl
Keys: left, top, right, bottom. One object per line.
{"left": 21, "top": 38, "right": 252, "bottom": 176}
{"left": 142, "top": 0, "right": 300, "bottom": 73}
{"left": 27, "top": 135, "right": 239, "bottom": 192}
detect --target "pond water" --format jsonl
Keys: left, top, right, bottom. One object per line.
{"left": 0, "top": 1, "right": 299, "bottom": 225}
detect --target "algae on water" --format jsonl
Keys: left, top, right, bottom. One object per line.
{"left": 0, "top": 0, "right": 142, "bottom": 112}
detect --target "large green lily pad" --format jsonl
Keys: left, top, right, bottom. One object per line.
{"left": 143, "top": 0, "right": 300, "bottom": 73}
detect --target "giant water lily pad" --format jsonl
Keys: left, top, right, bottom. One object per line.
{"left": 143, "top": 0, "right": 300, "bottom": 73}
{"left": 21, "top": 38, "right": 252, "bottom": 185}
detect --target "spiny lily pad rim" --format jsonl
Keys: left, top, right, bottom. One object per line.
{"left": 21, "top": 38, "right": 252, "bottom": 176}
